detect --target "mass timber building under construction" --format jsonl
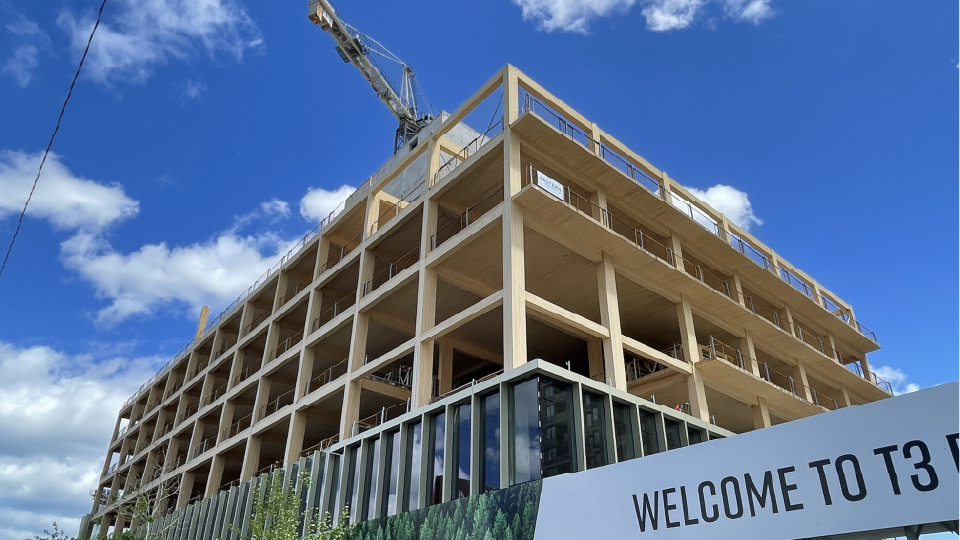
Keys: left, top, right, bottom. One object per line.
{"left": 81, "top": 65, "right": 892, "bottom": 538}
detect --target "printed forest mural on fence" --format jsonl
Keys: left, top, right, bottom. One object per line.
{"left": 349, "top": 480, "right": 542, "bottom": 540}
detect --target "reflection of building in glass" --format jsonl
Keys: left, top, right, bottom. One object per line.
{"left": 79, "top": 66, "right": 891, "bottom": 539}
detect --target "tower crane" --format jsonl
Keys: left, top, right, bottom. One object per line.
{"left": 307, "top": 0, "right": 435, "bottom": 153}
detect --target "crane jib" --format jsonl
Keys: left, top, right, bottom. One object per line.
{"left": 308, "top": 0, "right": 435, "bottom": 153}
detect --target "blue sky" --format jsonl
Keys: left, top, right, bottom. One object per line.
{"left": 0, "top": 0, "right": 956, "bottom": 537}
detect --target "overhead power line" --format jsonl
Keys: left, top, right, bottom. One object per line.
{"left": 0, "top": 0, "right": 109, "bottom": 282}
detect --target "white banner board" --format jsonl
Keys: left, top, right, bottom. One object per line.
{"left": 536, "top": 171, "right": 564, "bottom": 200}
{"left": 535, "top": 383, "right": 959, "bottom": 540}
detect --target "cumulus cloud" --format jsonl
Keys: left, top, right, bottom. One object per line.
{"left": 511, "top": 0, "right": 774, "bottom": 32}
{"left": 511, "top": 0, "right": 638, "bottom": 33}
{"left": 3, "top": 15, "right": 52, "bottom": 87}
{"left": 0, "top": 341, "right": 162, "bottom": 540}
{"left": 61, "top": 227, "right": 299, "bottom": 324}
{"left": 872, "top": 365, "right": 920, "bottom": 396}
{"left": 686, "top": 184, "right": 762, "bottom": 231}
{"left": 58, "top": 0, "right": 263, "bottom": 86}
{"left": 721, "top": 0, "right": 773, "bottom": 24}
{"left": 300, "top": 185, "right": 355, "bottom": 223}
{"left": 641, "top": 0, "right": 705, "bottom": 31}
{"left": 0, "top": 150, "right": 139, "bottom": 231}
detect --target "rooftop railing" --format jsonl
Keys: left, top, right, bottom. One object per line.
{"left": 518, "top": 90, "right": 878, "bottom": 345}
{"left": 435, "top": 118, "right": 504, "bottom": 184}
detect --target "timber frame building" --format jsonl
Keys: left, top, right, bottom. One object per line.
{"left": 81, "top": 65, "right": 892, "bottom": 537}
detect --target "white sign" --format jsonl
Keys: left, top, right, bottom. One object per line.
{"left": 535, "top": 383, "right": 959, "bottom": 540}
{"left": 536, "top": 171, "right": 564, "bottom": 200}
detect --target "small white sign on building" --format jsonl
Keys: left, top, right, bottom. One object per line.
{"left": 536, "top": 171, "right": 565, "bottom": 200}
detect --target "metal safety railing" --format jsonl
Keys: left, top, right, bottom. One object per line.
{"left": 258, "top": 389, "right": 295, "bottom": 421}
{"left": 269, "top": 330, "right": 304, "bottom": 361}
{"left": 311, "top": 290, "right": 357, "bottom": 332}
{"left": 430, "top": 187, "right": 504, "bottom": 250}
{"left": 700, "top": 336, "right": 841, "bottom": 409}
{"left": 518, "top": 90, "right": 879, "bottom": 344}
{"left": 434, "top": 119, "right": 504, "bottom": 184}
{"left": 361, "top": 246, "right": 420, "bottom": 297}
{"left": 300, "top": 433, "right": 340, "bottom": 457}
{"left": 221, "top": 413, "right": 252, "bottom": 442}
{"left": 305, "top": 360, "right": 348, "bottom": 394}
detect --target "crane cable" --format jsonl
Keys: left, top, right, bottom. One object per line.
{"left": 0, "top": 0, "right": 109, "bottom": 282}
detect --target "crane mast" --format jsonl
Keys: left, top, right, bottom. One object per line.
{"left": 308, "top": 0, "right": 434, "bottom": 153}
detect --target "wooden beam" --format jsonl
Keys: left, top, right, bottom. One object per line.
{"left": 525, "top": 292, "right": 609, "bottom": 340}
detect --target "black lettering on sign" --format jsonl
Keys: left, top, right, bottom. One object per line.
{"left": 873, "top": 445, "right": 902, "bottom": 495}
{"left": 698, "top": 481, "right": 719, "bottom": 523}
{"left": 633, "top": 492, "right": 659, "bottom": 532}
{"left": 809, "top": 459, "right": 833, "bottom": 506}
{"left": 679, "top": 486, "right": 699, "bottom": 526}
{"left": 903, "top": 440, "right": 939, "bottom": 492}
{"left": 948, "top": 433, "right": 960, "bottom": 471}
{"left": 745, "top": 471, "right": 778, "bottom": 517}
{"left": 720, "top": 476, "right": 744, "bottom": 519}
{"left": 777, "top": 466, "right": 804, "bottom": 511}
{"left": 836, "top": 454, "right": 867, "bottom": 502}
{"left": 663, "top": 488, "right": 680, "bottom": 528}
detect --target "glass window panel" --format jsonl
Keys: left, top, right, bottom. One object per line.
{"left": 639, "top": 409, "right": 661, "bottom": 455}
{"left": 612, "top": 401, "right": 637, "bottom": 462}
{"left": 405, "top": 421, "right": 422, "bottom": 511}
{"left": 347, "top": 446, "right": 362, "bottom": 522}
{"left": 482, "top": 392, "right": 500, "bottom": 492}
{"left": 688, "top": 427, "right": 704, "bottom": 444}
{"left": 453, "top": 403, "right": 471, "bottom": 499}
{"left": 582, "top": 390, "right": 607, "bottom": 469}
{"left": 539, "top": 378, "right": 574, "bottom": 478}
{"left": 327, "top": 455, "right": 341, "bottom": 523}
{"left": 427, "top": 412, "right": 445, "bottom": 505}
{"left": 366, "top": 438, "right": 381, "bottom": 520}
{"left": 664, "top": 418, "right": 683, "bottom": 450}
{"left": 510, "top": 378, "right": 541, "bottom": 484}
{"left": 384, "top": 430, "right": 400, "bottom": 516}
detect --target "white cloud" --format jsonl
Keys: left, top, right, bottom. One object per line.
{"left": 0, "top": 150, "right": 139, "bottom": 232}
{"left": 181, "top": 77, "right": 207, "bottom": 103}
{"left": 511, "top": 0, "right": 775, "bottom": 32}
{"left": 61, "top": 228, "right": 298, "bottom": 324}
{"left": 0, "top": 341, "right": 161, "bottom": 540}
{"left": 3, "top": 15, "right": 52, "bottom": 88}
{"left": 2, "top": 45, "right": 40, "bottom": 87}
{"left": 686, "top": 184, "right": 762, "bottom": 231}
{"left": 510, "top": 0, "right": 638, "bottom": 33}
{"left": 300, "top": 185, "right": 355, "bottom": 223}
{"left": 260, "top": 199, "right": 290, "bottom": 219}
{"left": 872, "top": 365, "right": 921, "bottom": 396}
{"left": 721, "top": 0, "right": 773, "bottom": 24}
{"left": 58, "top": 0, "right": 263, "bottom": 86}
{"left": 641, "top": 0, "right": 705, "bottom": 31}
